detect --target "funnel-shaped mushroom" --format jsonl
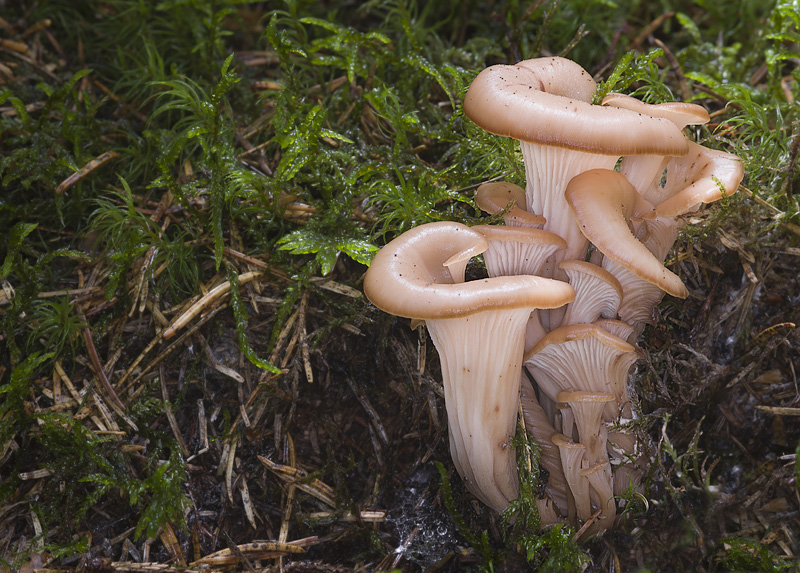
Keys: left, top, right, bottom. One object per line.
{"left": 524, "top": 323, "right": 638, "bottom": 420}
{"left": 520, "top": 376, "right": 568, "bottom": 515}
{"left": 551, "top": 433, "right": 591, "bottom": 523}
{"left": 464, "top": 57, "right": 689, "bottom": 273}
{"left": 364, "top": 221, "right": 575, "bottom": 512}
{"left": 579, "top": 459, "right": 616, "bottom": 535}
{"left": 565, "top": 168, "right": 688, "bottom": 299}
{"left": 557, "top": 390, "right": 615, "bottom": 465}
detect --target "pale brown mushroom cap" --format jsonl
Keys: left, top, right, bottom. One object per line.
{"left": 364, "top": 221, "right": 575, "bottom": 320}
{"left": 463, "top": 57, "right": 690, "bottom": 156}
{"left": 474, "top": 181, "right": 546, "bottom": 228}
{"left": 601, "top": 92, "right": 710, "bottom": 130}
{"left": 653, "top": 142, "right": 745, "bottom": 218}
{"left": 565, "top": 169, "right": 689, "bottom": 298}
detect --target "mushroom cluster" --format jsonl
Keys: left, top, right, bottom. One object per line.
{"left": 365, "top": 56, "right": 743, "bottom": 537}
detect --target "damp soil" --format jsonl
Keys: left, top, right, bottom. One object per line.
{"left": 11, "top": 221, "right": 799, "bottom": 572}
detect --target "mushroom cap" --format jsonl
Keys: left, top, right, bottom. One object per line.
{"left": 528, "top": 322, "right": 636, "bottom": 358}
{"left": 653, "top": 142, "right": 745, "bottom": 218}
{"left": 565, "top": 168, "right": 688, "bottom": 298}
{"left": 364, "top": 221, "right": 575, "bottom": 320}
{"left": 474, "top": 181, "right": 546, "bottom": 227}
{"left": 601, "top": 92, "right": 710, "bottom": 130}
{"left": 463, "top": 57, "right": 690, "bottom": 156}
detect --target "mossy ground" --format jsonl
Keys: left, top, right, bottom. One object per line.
{"left": 1, "top": 1, "right": 799, "bottom": 571}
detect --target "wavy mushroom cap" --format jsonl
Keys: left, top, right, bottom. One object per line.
{"left": 463, "top": 57, "right": 690, "bottom": 156}
{"left": 653, "top": 141, "right": 745, "bottom": 218}
{"left": 601, "top": 92, "right": 710, "bottom": 130}
{"left": 364, "top": 221, "right": 575, "bottom": 320}
{"left": 565, "top": 168, "right": 688, "bottom": 299}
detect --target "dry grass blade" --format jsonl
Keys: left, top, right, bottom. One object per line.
{"left": 81, "top": 324, "right": 127, "bottom": 414}
{"left": 307, "top": 510, "right": 387, "bottom": 522}
{"left": 162, "top": 271, "right": 263, "bottom": 339}
{"left": 55, "top": 150, "right": 120, "bottom": 194}
{"left": 257, "top": 456, "right": 337, "bottom": 508}
{"left": 190, "top": 539, "right": 313, "bottom": 567}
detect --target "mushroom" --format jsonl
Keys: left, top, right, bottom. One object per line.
{"left": 463, "top": 57, "right": 689, "bottom": 275}
{"left": 557, "top": 389, "right": 615, "bottom": 465}
{"left": 364, "top": 221, "right": 575, "bottom": 512}
{"left": 520, "top": 375, "right": 568, "bottom": 516}
{"left": 473, "top": 224, "right": 568, "bottom": 349}
{"left": 578, "top": 459, "right": 616, "bottom": 535}
{"left": 551, "top": 433, "right": 591, "bottom": 523}
{"left": 564, "top": 168, "right": 688, "bottom": 299}
{"left": 474, "top": 181, "right": 546, "bottom": 228}
{"left": 524, "top": 323, "right": 639, "bottom": 421}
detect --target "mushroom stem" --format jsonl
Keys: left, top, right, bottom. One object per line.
{"left": 520, "top": 141, "right": 619, "bottom": 273}
{"left": 427, "top": 308, "right": 531, "bottom": 512}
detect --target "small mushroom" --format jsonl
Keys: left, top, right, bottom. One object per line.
{"left": 578, "top": 459, "right": 616, "bottom": 535}
{"left": 557, "top": 389, "right": 615, "bottom": 465}
{"left": 474, "top": 181, "right": 546, "bottom": 228}
{"left": 473, "top": 225, "right": 566, "bottom": 278}
{"left": 520, "top": 375, "right": 568, "bottom": 516}
{"left": 364, "top": 221, "right": 575, "bottom": 512}
{"left": 524, "top": 323, "right": 639, "bottom": 420}
{"left": 551, "top": 433, "right": 591, "bottom": 523}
